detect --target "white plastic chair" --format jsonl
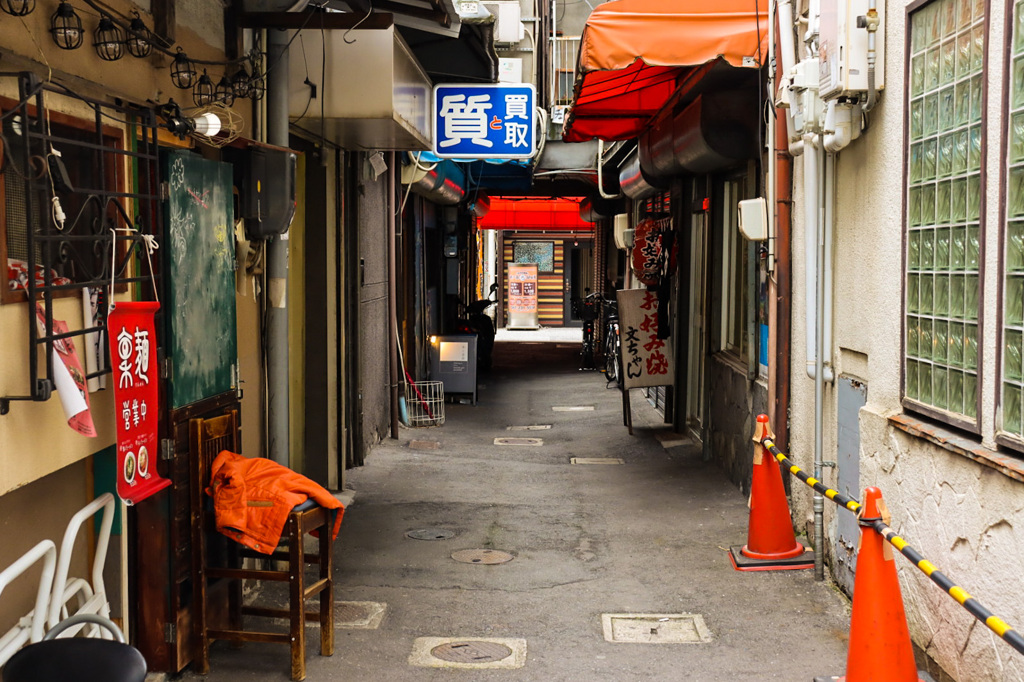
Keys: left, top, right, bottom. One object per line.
{"left": 0, "top": 539, "right": 58, "bottom": 666}
{"left": 46, "top": 493, "right": 115, "bottom": 639}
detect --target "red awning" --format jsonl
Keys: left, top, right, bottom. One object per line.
{"left": 477, "top": 197, "right": 594, "bottom": 231}
{"left": 562, "top": 0, "right": 768, "bottom": 143}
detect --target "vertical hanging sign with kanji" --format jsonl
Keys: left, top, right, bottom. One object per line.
{"left": 107, "top": 301, "right": 171, "bottom": 505}
{"left": 433, "top": 84, "right": 536, "bottom": 159}
{"left": 617, "top": 289, "right": 675, "bottom": 390}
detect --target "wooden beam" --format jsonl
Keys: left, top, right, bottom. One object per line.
{"left": 234, "top": 11, "right": 394, "bottom": 30}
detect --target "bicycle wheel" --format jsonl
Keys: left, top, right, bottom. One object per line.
{"left": 604, "top": 327, "right": 619, "bottom": 384}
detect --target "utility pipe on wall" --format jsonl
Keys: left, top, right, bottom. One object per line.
{"left": 388, "top": 151, "right": 400, "bottom": 439}
{"left": 266, "top": 29, "right": 291, "bottom": 466}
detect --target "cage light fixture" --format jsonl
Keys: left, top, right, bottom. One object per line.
{"left": 93, "top": 14, "right": 125, "bottom": 61}
{"left": 248, "top": 71, "right": 265, "bottom": 101}
{"left": 170, "top": 48, "right": 197, "bottom": 89}
{"left": 230, "top": 66, "right": 252, "bottom": 99}
{"left": 49, "top": 1, "right": 83, "bottom": 50}
{"left": 125, "top": 11, "right": 153, "bottom": 58}
{"left": 193, "top": 70, "right": 215, "bottom": 106}
{"left": 214, "top": 75, "right": 235, "bottom": 107}
{"left": 0, "top": 0, "right": 35, "bottom": 16}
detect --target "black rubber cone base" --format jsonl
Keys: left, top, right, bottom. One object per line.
{"left": 729, "top": 545, "right": 815, "bottom": 571}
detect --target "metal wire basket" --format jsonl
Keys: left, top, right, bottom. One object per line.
{"left": 406, "top": 380, "right": 445, "bottom": 427}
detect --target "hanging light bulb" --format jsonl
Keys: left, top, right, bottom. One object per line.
{"left": 0, "top": 0, "right": 35, "bottom": 17}
{"left": 230, "top": 66, "right": 252, "bottom": 100}
{"left": 125, "top": 11, "right": 153, "bottom": 58}
{"left": 213, "top": 75, "right": 235, "bottom": 107}
{"left": 49, "top": 1, "right": 83, "bottom": 50}
{"left": 170, "top": 48, "right": 197, "bottom": 89}
{"left": 93, "top": 14, "right": 125, "bottom": 61}
{"left": 193, "top": 70, "right": 215, "bottom": 107}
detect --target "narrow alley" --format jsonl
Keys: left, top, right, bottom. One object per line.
{"left": 181, "top": 339, "right": 852, "bottom": 681}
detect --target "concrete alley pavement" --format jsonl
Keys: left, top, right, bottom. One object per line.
{"left": 183, "top": 340, "right": 853, "bottom": 681}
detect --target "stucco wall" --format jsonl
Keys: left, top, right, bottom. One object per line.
{"left": 786, "top": 0, "right": 1023, "bottom": 679}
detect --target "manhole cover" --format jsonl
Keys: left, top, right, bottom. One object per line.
{"left": 451, "top": 549, "right": 514, "bottom": 564}
{"left": 430, "top": 641, "right": 513, "bottom": 664}
{"left": 336, "top": 602, "right": 370, "bottom": 622}
{"left": 410, "top": 440, "right": 441, "bottom": 450}
{"left": 552, "top": 405, "right": 594, "bottom": 412}
{"left": 571, "top": 457, "right": 624, "bottom": 465}
{"left": 406, "top": 528, "right": 456, "bottom": 541}
{"left": 507, "top": 424, "right": 551, "bottom": 431}
{"left": 601, "top": 613, "right": 713, "bottom": 643}
{"left": 494, "top": 437, "right": 543, "bottom": 446}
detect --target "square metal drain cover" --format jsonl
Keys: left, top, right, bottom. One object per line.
{"left": 409, "top": 637, "right": 527, "bottom": 669}
{"left": 335, "top": 601, "right": 387, "bottom": 629}
{"left": 494, "top": 437, "right": 543, "bottom": 446}
{"left": 507, "top": 424, "right": 552, "bottom": 431}
{"left": 601, "top": 613, "right": 712, "bottom": 643}
{"left": 409, "top": 440, "right": 441, "bottom": 450}
{"left": 571, "top": 457, "right": 624, "bottom": 465}
{"left": 552, "top": 405, "right": 594, "bottom": 412}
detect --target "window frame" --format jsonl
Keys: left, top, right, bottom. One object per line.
{"left": 997, "top": 0, "right": 1024, "bottom": 452}
{"left": 900, "top": 0, "right": 989, "bottom": 435}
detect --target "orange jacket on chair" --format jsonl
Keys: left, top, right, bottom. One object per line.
{"left": 208, "top": 450, "right": 345, "bottom": 554}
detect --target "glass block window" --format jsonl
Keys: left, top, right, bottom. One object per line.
{"left": 905, "top": 0, "right": 985, "bottom": 422}
{"left": 1003, "top": 1, "right": 1024, "bottom": 438}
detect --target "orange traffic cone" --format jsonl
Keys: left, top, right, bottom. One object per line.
{"left": 729, "top": 414, "right": 814, "bottom": 571}
{"left": 815, "top": 487, "right": 931, "bottom": 682}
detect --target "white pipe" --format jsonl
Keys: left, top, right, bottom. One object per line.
{"left": 803, "top": 133, "right": 833, "bottom": 382}
{"left": 823, "top": 100, "right": 854, "bottom": 153}
{"left": 778, "top": 0, "right": 798, "bottom": 76}
{"left": 768, "top": 0, "right": 777, "bottom": 272}
{"left": 823, "top": 152, "right": 835, "bottom": 381}
{"left": 597, "top": 140, "right": 622, "bottom": 199}
{"left": 803, "top": 132, "right": 818, "bottom": 381}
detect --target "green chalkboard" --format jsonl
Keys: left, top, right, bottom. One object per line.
{"left": 161, "top": 150, "right": 237, "bottom": 410}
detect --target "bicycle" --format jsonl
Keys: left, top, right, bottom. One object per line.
{"left": 602, "top": 296, "right": 622, "bottom": 387}
{"left": 572, "top": 291, "right": 603, "bottom": 371}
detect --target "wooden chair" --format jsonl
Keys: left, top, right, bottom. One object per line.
{"left": 189, "top": 411, "right": 334, "bottom": 681}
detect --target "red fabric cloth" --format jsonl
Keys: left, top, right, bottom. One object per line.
{"left": 208, "top": 451, "right": 344, "bottom": 554}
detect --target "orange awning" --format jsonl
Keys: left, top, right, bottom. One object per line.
{"left": 562, "top": 0, "right": 768, "bottom": 143}
{"left": 477, "top": 197, "right": 594, "bottom": 231}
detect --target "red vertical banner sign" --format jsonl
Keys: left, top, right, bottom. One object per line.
{"left": 107, "top": 302, "right": 171, "bottom": 505}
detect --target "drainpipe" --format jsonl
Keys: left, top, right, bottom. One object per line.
{"left": 597, "top": 140, "right": 622, "bottom": 199}
{"left": 266, "top": 29, "right": 290, "bottom": 466}
{"left": 778, "top": 0, "right": 804, "bottom": 157}
{"left": 388, "top": 151, "right": 400, "bottom": 439}
{"left": 774, "top": 107, "right": 793, "bottom": 465}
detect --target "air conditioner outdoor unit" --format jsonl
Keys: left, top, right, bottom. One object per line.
{"left": 613, "top": 213, "right": 631, "bottom": 250}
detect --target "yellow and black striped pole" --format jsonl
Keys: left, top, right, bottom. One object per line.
{"left": 761, "top": 436, "right": 1024, "bottom": 657}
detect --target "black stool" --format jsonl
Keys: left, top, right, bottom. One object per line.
{"left": 3, "top": 613, "right": 147, "bottom": 682}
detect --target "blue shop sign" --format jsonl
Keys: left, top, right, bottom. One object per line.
{"left": 433, "top": 84, "right": 536, "bottom": 159}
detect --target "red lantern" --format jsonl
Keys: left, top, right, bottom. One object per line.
{"left": 630, "top": 217, "right": 676, "bottom": 286}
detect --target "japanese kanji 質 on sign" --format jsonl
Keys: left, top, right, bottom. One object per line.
{"left": 433, "top": 84, "right": 536, "bottom": 159}
{"left": 107, "top": 301, "right": 171, "bottom": 505}
{"left": 616, "top": 288, "right": 674, "bottom": 390}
